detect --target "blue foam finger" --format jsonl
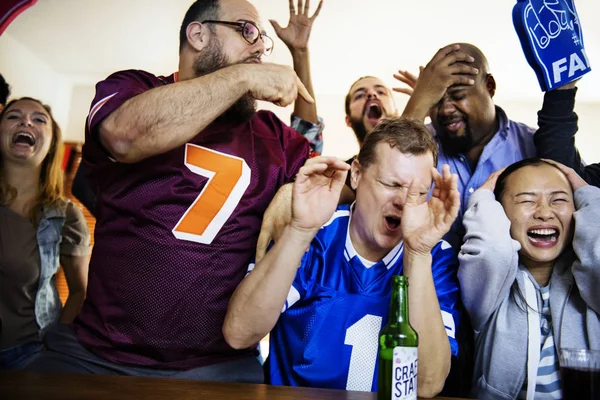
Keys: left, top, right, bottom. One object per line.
{"left": 513, "top": 0, "right": 591, "bottom": 91}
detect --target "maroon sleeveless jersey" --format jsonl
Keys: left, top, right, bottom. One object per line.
{"left": 75, "top": 70, "right": 309, "bottom": 369}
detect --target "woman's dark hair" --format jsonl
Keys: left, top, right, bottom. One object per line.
{"left": 493, "top": 157, "right": 563, "bottom": 202}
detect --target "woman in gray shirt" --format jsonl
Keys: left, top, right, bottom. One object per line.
{"left": 458, "top": 158, "right": 600, "bottom": 400}
{"left": 0, "top": 98, "right": 90, "bottom": 369}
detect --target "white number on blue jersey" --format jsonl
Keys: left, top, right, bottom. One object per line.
{"left": 344, "top": 314, "right": 382, "bottom": 391}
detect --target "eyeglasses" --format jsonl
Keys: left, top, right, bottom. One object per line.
{"left": 202, "top": 20, "right": 273, "bottom": 56}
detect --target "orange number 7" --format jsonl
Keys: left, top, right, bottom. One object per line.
{"left": 172, "top": 144, "right": 250, "bottom": 244}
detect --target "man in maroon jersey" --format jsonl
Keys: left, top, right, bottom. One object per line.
{"left": 28, "top": 0, "right": 319, "bottom": 382}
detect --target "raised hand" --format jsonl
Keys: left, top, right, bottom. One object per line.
{"left": 392, "top": 67, "right": 422, "bottom": 96}
{"left": 246, "top": 63, "right": 314, "bottom": 106}
{"left": 401, "top": 165, "right": 460, "bottom": 255}
{"left": 270, "top": 0, "right": 323, "bottom": 52}
{"left": 291, "top": 156, "right": 349, "bottom": 234}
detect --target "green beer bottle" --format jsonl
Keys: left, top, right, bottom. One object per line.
{"left": 377, "top": 275, "right": 418, "bottom": 400}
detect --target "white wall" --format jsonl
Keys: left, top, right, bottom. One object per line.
{"left": 0, "top": 33, "right": 74, "bottom": 140}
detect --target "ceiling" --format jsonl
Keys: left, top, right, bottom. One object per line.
{"left": 5, "top": 0, "right": 599, "bottom": 101}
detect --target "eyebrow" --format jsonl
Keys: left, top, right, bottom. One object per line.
{"left": 237, "top": 19, "right": 265, "bottom": 33}
{"left": 514, "top": 192, "right": 537, "bottom": 197}
{"left": 6, "top": 109, "right": 49, "bottom": 119}
{"left": 514, "top": 190, "right": 570, "bottom": 197}
{"left": 380, "top": 178, "right": 430, "bottom": 191}
{"left": 353, "top": 85, "right": 388, "bottom": 95}
{"left": 447, "top": 86, "right": 468, "bottom": 93}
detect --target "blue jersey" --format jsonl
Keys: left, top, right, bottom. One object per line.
{"left": 266, "top": 205, "right": 460, "bottom": 391}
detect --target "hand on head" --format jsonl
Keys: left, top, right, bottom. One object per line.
{"left": 541, "top": 159, "right": 589, "bottom": 191}
{"left": 401, "top": 164, "right": 460, "bottom": 255}
{"left": 402, "top": 44, "right": 479, "bottom": 106}
{"left": 478, "top": 167, "right": 506, "bottom": 193}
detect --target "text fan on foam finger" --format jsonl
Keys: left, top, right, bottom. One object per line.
{"left": 513, "top": 0, "right": 591, "bottom": 91}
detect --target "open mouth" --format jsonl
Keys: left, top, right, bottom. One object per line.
{"left": 443, "top": 119, "right": 464, "bottom": 132}
{"left": 527, "top": 228, "right": 559, "bottom": 246}
{"left": 365, "top": 103, "right": 383, "bottom": 124}
{"left": 385, "top": 216, "right": 401, "bottom": 230}
{"left": 12, "top": 132, "right": 36, "bottom": 146}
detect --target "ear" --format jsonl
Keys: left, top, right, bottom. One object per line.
{"left": 485, "top": 74, "right": 496, "bottom": 98}
{"left": 186, "top": 21, "right": 210, "bottom": 52}
{"left": 350, "top": 158, "right": 361, "bottom": 191}
{"left": 345, "top": 115, "right": 352, "bottom": 128}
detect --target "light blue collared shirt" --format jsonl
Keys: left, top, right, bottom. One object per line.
{"left": 431, "top": 106, "right": 536, "bottom": 249}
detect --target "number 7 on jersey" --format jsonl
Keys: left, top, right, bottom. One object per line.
{"left": 172, "top": 144, "right": 250, "bottom": 244}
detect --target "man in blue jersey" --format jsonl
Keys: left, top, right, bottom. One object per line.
{"left": 224, "top": 118, "right": 461, "bottom": 398}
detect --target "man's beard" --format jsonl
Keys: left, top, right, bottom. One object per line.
{"left": 349, "top": 116, "right": 369, "bottom": 145}
{"left": 193, "top": 39, "right": 256, "bottom": 124}
{"left": 437, "top": 124, "right": 474, "bottom": 156}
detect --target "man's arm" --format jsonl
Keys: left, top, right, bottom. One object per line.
{"left": 223, "top": 156, "right": 349, "bottom": 349}
{"left": 59, "top": 254, "right": 89, "bottom": 324}
{"left": 270, "top": 0, "right": 323, "bottom": 124}
{"left": 535, "top": 83, "right": 600, "bottom": 187}
{"left": 100, "top": 63, "right": 312, "bottom": 163}
{"left": 458, "top": 170, "right": 520, "bottom": 331}
{"left": 400, "top": 165, "right": 460, "bottom": 398}
{"left": 58, "top": 203, "right": 91, "bottom": 324}
{"left": 255, "top": 171, "right": 355, "bottom": 262}
{"left": 290, "top": 49, "right": 317, "bottom": 123}
{"left": 403, "top": 252, "right": 451, "bottom": 398}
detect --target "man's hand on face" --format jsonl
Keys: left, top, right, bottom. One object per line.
{"left": 290, "top": 156, "right": 349, "bottom": 235}
{"left": 410, "top": 44, "right": 479, "bottom": 109}
{"left": 245, "top": 63, "right": 314, "bottom": 107}
{"left": 255, "top": 156, "right": 349, "bottom": 262}
{"left": 401, "top": 164, "right": 460, "bottom": 256}
{"left": 270, "top": 0, "right": 323, "bottom": 53}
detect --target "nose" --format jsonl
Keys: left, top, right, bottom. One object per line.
{"left": 392, "top": 188, "right": 408, "bottom": 209}
{"left": 439, "top": 96, "right": 457, "bottom": 116}
{"left": 19, "top": 116, "right": 33, "bottom": 127}
{"left": 250, "top": 37, "right": 266, "bottom": 58}
{"left": 366, "top": 88, "right": 379, "bottom": 100}
{"left": 534, "top": 202, "right": 554, "bottom": 221}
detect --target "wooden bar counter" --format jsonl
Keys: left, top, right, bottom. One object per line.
{"left": 0, "top": 371, "right": 471, "bottom": 399}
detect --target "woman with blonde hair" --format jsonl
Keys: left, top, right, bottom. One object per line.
{"left": 0, "top": 97, "right": 90, "bottom": 369}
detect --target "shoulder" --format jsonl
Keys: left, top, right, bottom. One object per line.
{"left": 313, "top": 205, "right": 351, "bottom": 244}
{"left": 495, "top": 106, "right": 535, "bottom": 138}
{"left": 62, "top": 202, "right": 89, "bottom": 235}
{"left": 102, "top": 69, "right": 161, "bottom": 84}
{"left": 255, "top": 110, "right": 284, "bottom": 127}
{"left": 431, "top": 240, "right": 458, "bottom": 265}
{"left": 508, "top": 120, "right": 536, "bottom": 137}
{"left": 93, "top": 70, "right": 170, "bottom": 97}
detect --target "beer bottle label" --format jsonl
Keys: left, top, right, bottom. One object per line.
{"left": 391, "top": 346, "right": 418, "bottom": 400}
